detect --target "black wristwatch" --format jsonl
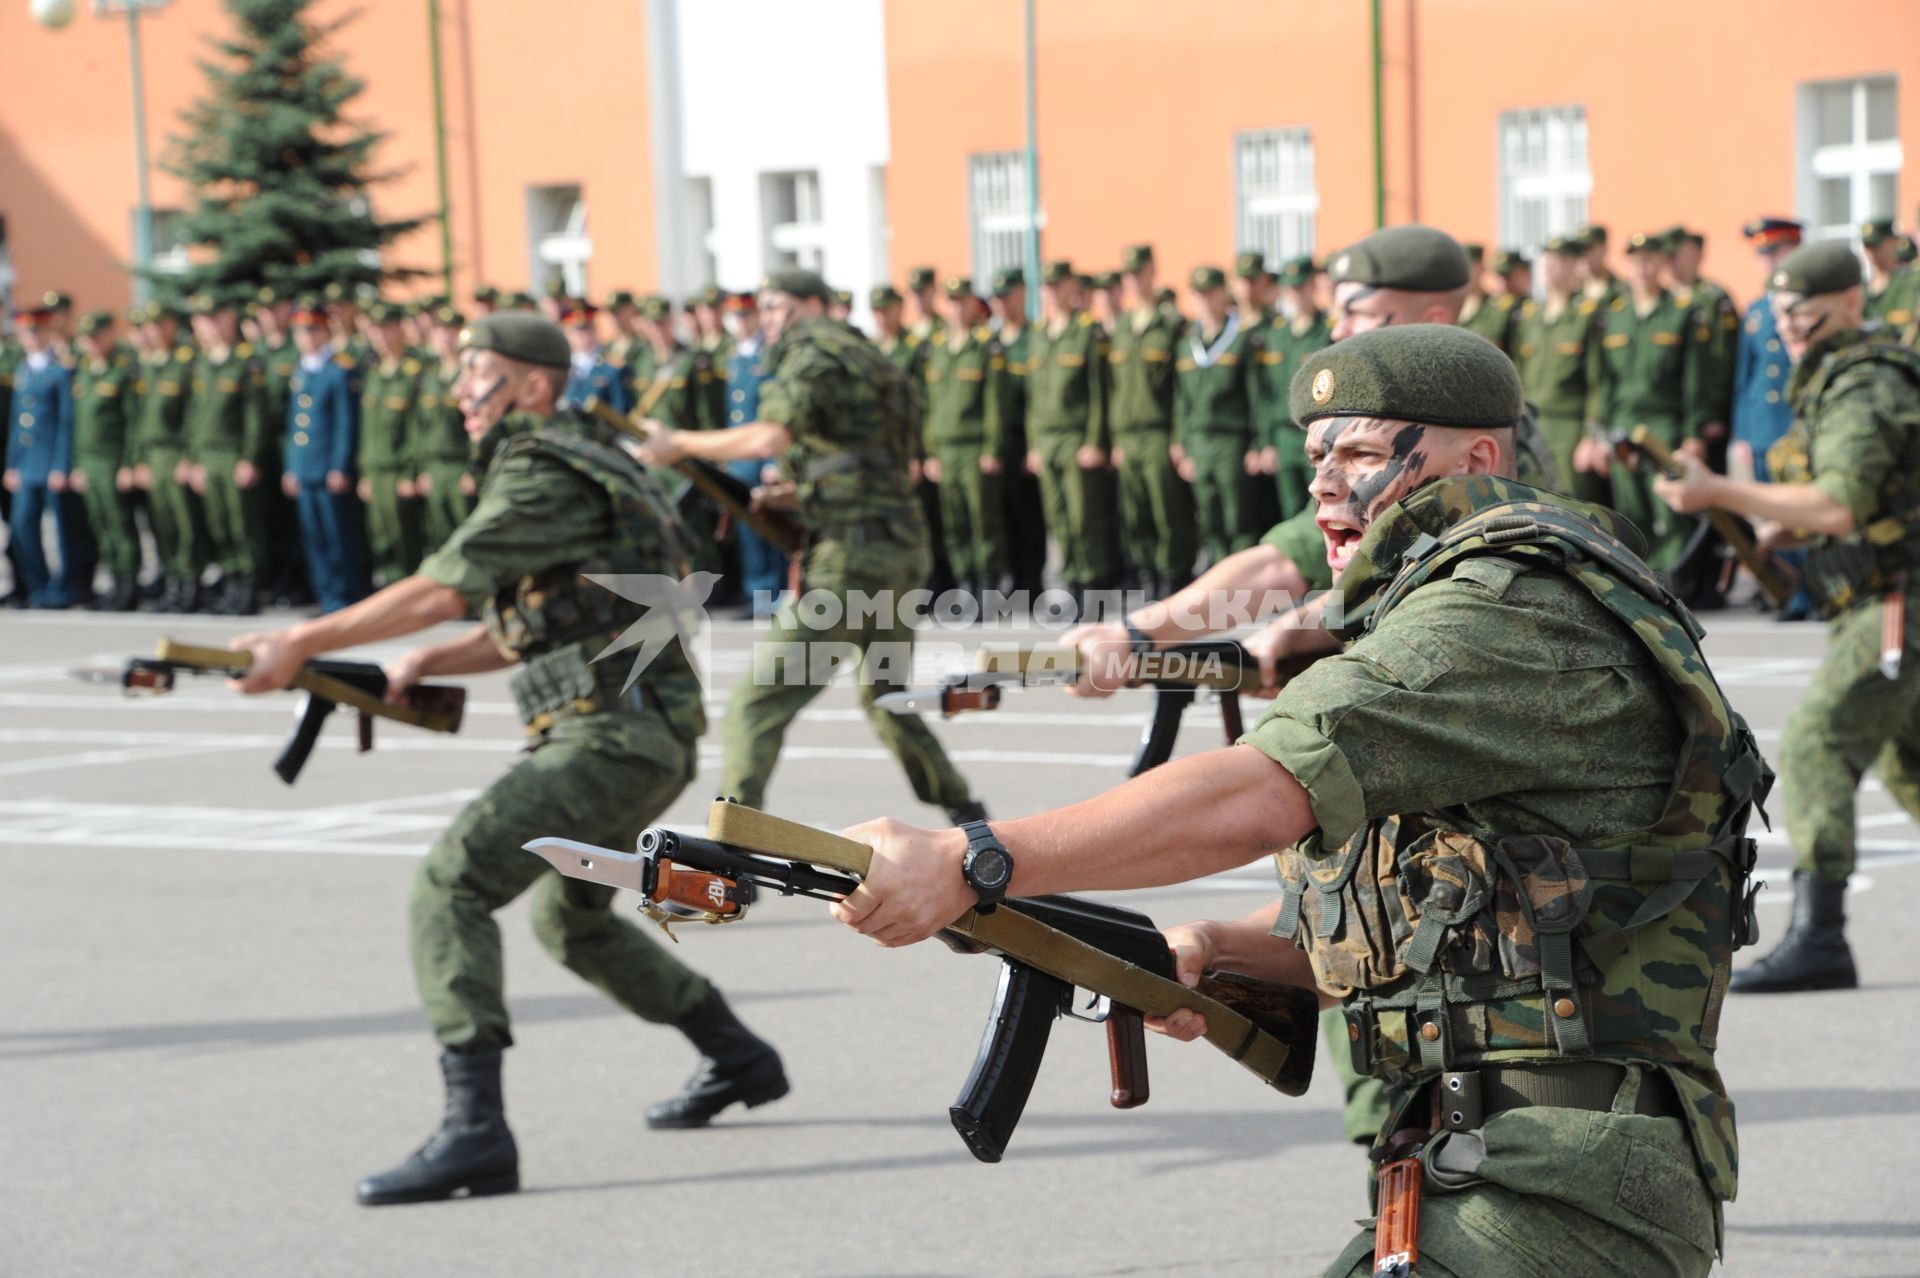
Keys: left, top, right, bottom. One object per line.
{"left": 959, "top": 820, "right": 1014, "bottom": 913}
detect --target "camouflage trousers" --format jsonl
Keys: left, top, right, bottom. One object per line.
{"left": 719, "top": 532, "right": 974, "bottom": 812}
{"left": 1324, "top": 1066, "right": 1716, "bottom": 1278}
{"left": 1782, "top": 589, "right": 1920, "bottom": 885}
{"left": 410, "top": 711, "right": 709, "bottom": 1051}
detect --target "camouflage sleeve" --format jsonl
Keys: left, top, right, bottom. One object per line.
{"left": 1809, "top": 366, "right": 1907, "bottom": 525}
{"left": 1258, "top": 507, "right": 1333, "bottom": 592}
{"left": 1239, "top": 572, "right": 1675, "bottom": 845}
{"left": 755, "top": 344, "right": 833, "bottom": 439}
{"left": 416, "top": 442, "right": 608, "bottom": 609}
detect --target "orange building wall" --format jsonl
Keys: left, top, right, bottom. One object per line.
{"left": 885, "top": 0, "right": 1920, "bottom": 306}
{"left": 0, "top": 0, "right": 659, "bottom": 315}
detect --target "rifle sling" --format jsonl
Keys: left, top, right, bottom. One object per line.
{"left": 155, "top": 639, "right": 445, "bottom": 731}
{"left": 704, "top": 801, "right": 1302, "bottom": 1093}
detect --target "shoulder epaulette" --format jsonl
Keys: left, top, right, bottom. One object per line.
{"left": 1496, "top": 294, "right": 1517, "bottom": 312}
{"left": 905, "top": 333, "right": 921, "bottom": 348}
{"left": 402, "top": 357, "right": 421, "bottom": 375}
{"left": 1607, "top": 297, "right": 1626, "bottom": 312}
{"left": 973, "top": 325, "right": 992, "bottom": 342}
{"left": 334, "top": 352, "right": 357, "bottom": 369}
{"left": 1577, "top": 299, "right": 1598, "bottom": 316}
{"left": 236, "top": 341, "right": 254, "bottom": 358}
{"left": 1520, "top": 300, "right": 1537, "bottom": 318}
{"left": 175, "top": 345, "right": 194, "bottom": 361}
{"left": 1077, "top": 313, "right": 1094, "bottom": 327}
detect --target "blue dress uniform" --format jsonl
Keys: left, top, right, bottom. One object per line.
{"left": 725, "top": 328, "right": 783, "bottom": 610}
{"left": 563, "top": 349, "right": 632, "bottom": 415}
{"left": 287, "top": 345, "right": 371, "bottom": 612}
{"left": 1732, "top": 298, "right": 1795, "bottom": 480}
{"left": 7, "top": 343, "right": 79, "bottom": 607}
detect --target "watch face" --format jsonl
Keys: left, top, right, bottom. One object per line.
{"left": 970, "top": 846, "right": 1012, "bottom": 891}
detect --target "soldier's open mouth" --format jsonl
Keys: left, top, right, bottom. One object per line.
{"left": 1319, "top": 519, "right": 1362, "bottom": 572}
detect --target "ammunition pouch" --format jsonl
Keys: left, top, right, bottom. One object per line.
{"left": 1802, "top": 538, "right": 1888, "bottom": 617}
{"left": 509, "top": 641, "right": 645, "bottom": 735}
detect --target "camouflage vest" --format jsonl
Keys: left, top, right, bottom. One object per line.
{"left": 1770, "top": 330, "right": 1920, "bottom": 615}
{"left": 1275, "top": 476, "right": 1770, "bottom": 1201}
{"left": 483, "top": 412, "right": 706, "bottom": 743}
{"left": 771, "top": 319, "right": 922, "bottom": 524}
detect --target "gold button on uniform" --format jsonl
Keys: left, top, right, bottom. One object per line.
{"left": 1420, "top": 1022, "right": 1440, "bottom": 1042}
{"left": 1553, "top": 998, "right": 1576, "bottom": 1019}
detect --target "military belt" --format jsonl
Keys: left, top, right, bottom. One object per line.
{"left": 1433, "top": 1062, "right": 1683, "bottom": 1133}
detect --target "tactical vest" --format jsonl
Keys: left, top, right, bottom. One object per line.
{"left": 482, "top": 416, "right": 705, "bottom": 743}
{"left": 1272, "top": 477, "right": 1770, "bottom": 1200}
{"left": 1769, "top": 332, "right": 1920, "bottom": 616}
{"left": 773, "top": 320, "right": 921, "bottom": 526}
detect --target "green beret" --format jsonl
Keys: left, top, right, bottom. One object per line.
{"left": 76, "top": 310, "right": 114, "bottom": 336}
{"left": 1233, "top": 250, "right": 1268, "bottom": 280}
{"left": 1289, "top": 324, "right": 1523, "bottom": 432}
{"left": 1042, "top": 259, "right": 1075, "bottom": 285}
{"left": 1328, "top": 225, "right": 1469, "bottom": 292}
{"left": 943, "top": 274, "right": 974, "bottom": 299}
{"left": 638, "top": 295, "right": 674, "bottom": 321}
{"left": 1276, "top": 255, "right": 1317, "bottom": 288}
{"left": 1090, "top": 271, "right": 1121, "bottom": 291}
{"left": 1768, "top": 241, "right": 1863, "bottom": 297}
{"left": 1190, "top": 265, "right": 1227, "bottom": 292}
{"left": 461, "top": 311, "right": 570, "bottom": 369}
{"left": 1860, "top": 218, "right": 1897, "bottom": 247}
{"left": 1491, "top": 249, "right": 1530, "bottom": 275}
{"left": 1121, "top": 244, "right": 1154, "bottom": 272}
{"left": 905, "top": 266, "right": 937, "bottom": 292}
{"left": 870, "top": 284, "right": 904, "bottom": 308}
{"left": 761, "top": 268, "right": 830, "bottom": 303}
{"left": 1461, "top": 242, "right": 1486, "bottom": 264}
{"left": 991, "top": 267, "right": 1025, "bottom": 297}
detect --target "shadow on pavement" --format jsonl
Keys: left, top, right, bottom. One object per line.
{"left": 0, "top": 987, "right": 844, "bottom": 1058}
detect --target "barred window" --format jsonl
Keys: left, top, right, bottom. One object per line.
{"left": 1498, "top": 106, "right": 1590, "bottom": 267}
{"left": 969, "top": 152, "right": 1038, "bottom": 291}
{"left": 528, "top": 184, "right": 590, "bottom": 297}
{"left": 762, "top": 170, "right": 826, "bottom": 273}
{"left": 1800, "top": 77, "right": 1901, "bottom": 244}
{"left": 1235, "top": 129, "right": 1317, "bottom": 265}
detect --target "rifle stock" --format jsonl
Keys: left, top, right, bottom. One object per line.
{"left": 1616, "top": 427, "right": 1801, "bottom": 610}
{"left": 579, "top": 396, "right": 808, "bottom": 556}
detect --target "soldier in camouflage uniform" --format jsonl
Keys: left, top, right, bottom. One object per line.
{"left": 356, "top": 303, "right": 426, "bottom": 584}
{"left": 414, "top": 304, "right": 478, "bottom": 553}
{"left": 921, "top": 276, "right": 1009, "bottom": 596}
{"left": 1107, "top": 244, "right": 1194, "bottom": 597}
{"left": 135, "top": 306, "right": 207, "bottom": 612}
{"left": 68, "top": 312, "right": 142, "bottom": 610}
{"left": 639, "top": 268, "right": 985, "bottom": 824}
{"left": 1026, "top": 259, "right": 1121, "bottom": 605}
{"left": 1659, "top": 241, "right": 1920, "bottom": 995}
{"left": 1173, "top": 265, "right": 1265, "bottom": 563}
{"left": 842, "top": 324, "right": 1765, "bottom": 1278}
{"left": 232, "top": 311, "right": 785, "bottom": 1206}
{"left": 184, "top": 294, "right": 270, "bottom": 615}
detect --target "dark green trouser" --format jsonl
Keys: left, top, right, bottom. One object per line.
{"left": 1184, "top": 430, "right": 1257, "bottom": 562}
{"left": 1001, "top": 448, "right": 1048, "bottom": 592}
{"left": 1114, "top": 428, "right": 1196, "bottom": 580}
{"left": 1537, "top": 413, "right": 1610, "bottom": 506}
{"left": 720, "top": 533, "right": 974, "bottom": 812}
{"left": 1323, "top": 1066, "right": 1716, "bottom": 1278}
{"left": 72, "top": 454, "right": 140, "bottom": 578}
{"left": 198, "top": 451, "right": 263, "bottom": 575}
{"left": 145, "top": 446, "right": 207, "bottom": 579}
{"left": 410, "top": 712, "right": 709, "bottom": 1051}
{"left": 1273, "top": 427, "right": 1314, "bottom": 520}
{"left": 933, "top": 443, "right": 1006, "bottom": 585}
{"left": 364, "top": 467, "right": 424, "bottom": 584}
{"left": 1034, "top": 431, "right": 1120, "bottom": 586}
{"left": 418, "top": 461, "right": 476, "bottom": 554}
{"left": 1783, "top": 589, "right": 1920, "bottom": 885}
{"left": 1606, "top": 416, "right": 1695, "bottom": 570}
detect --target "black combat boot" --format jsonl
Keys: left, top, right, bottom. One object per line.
{"left": 357, "top": 1049, "right": 520, "bottom": 1206}
{"left": 646, "top": 989, "right": 789, "bottom": 1130}
{"left": 1730, "top": 872, "right": 1858, "bottom": 993}
{"left": 104, "top": 576, "right": 139, "bottom": 612}
{"left": 227, "top": 573, "right": 259, "bottom": 616}
{"left": 945, "top": 799, "right": 989, "bottom": 826}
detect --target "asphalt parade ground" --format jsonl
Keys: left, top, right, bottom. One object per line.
{"left": 2, "top": 605, "right": 1916, "bottom": 1278}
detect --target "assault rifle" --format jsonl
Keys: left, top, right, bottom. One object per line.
{"left": 525, "top": 800, "right": 1317, "bottom": 1163}
{"left": 876, "top": 639, "right": 1325, "bottom": 777}
{"left": 1612, "top": 425, "right": 1801, "bottom": 610}
{"left": 69, "top": 638, "right": 466, "bottom": 784}
{"left": 579, "top": 396, "right": 808, "bottom": 557}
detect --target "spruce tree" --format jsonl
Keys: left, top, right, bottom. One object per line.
{"left": 156, "top": 0, "right": 426, "bottom": 304}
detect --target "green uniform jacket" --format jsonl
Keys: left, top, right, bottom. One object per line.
{"left": 635, "top": 346, "right": 716, "bottom": 432}
{"left": 358, "top": 354, "right": 423, "bottom": 472}
{"left": 1256, "top": 310, "right": 1332, "bottom": 441}
{"left": 1865, "top": 267, "right": 1920, "bottom": 335}
{"left": 258, "top": 337, "right": 299, "bottom": 453}
{"left": 413, "top": 359, "right": 471, "bottom": 467}
{"left": 1024, "top": 313, "right": 1108, "bottom": 449}
{"left": 185, "top": 345, "right": 268, "bottom": 463}
{"left": 1512, "top": 295, "right": 1605, "bottom": 423}
{"left": 995, "top": 325, "right": 1032, "bottom": 463}
{"left": 921, "top": 326, "right": 1006, "bottom": 454}
{"left": 1459, "top": 293, "right": 1517, "bottom": 353}
{"left": 1676, "top": 280, "right": 1739, "bottom": 425}
{"left": 135, "top": 343, "right": 197, "bottom": 460}
{"left": 1105, "top": 306, "right": 1182, "bottom": 436}
{"left": 72, "top": 352, "right": 139, "bottom": 470}
{"left": 1173, "top": 315, "right": 1263, "bottom": 446}
{"left": 1593, "top": 290, "right": 1711, "bottom": 434}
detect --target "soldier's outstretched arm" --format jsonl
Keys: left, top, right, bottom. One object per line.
{"left": 1149, "top": 902, "right": 1332, "bottom": 1042}
{"left": 1654, "top": 452, "right": 1853, "bottom": 534}
{"left": 229, "top": 575, "right": 469, "bottom": 694}
{"left": 384, "top": 624, "right": 514, "bottom": 703}
{"left": 640, "top": 421, "right": 790, "bottom": 466}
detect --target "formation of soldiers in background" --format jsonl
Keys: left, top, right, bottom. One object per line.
{"left": 5, "top": 212, "right": 1919, "bottom": 616}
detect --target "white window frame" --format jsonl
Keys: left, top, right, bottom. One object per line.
{"left": 1798, "top": 77, "right": 1902, "bottom": 244}
{"left": 686, "top": 175, "right": 719, "bottom": 289}
{"left": 1497, "top": 106, "right": 1591, "bottom": 272}
{"left": 146, "top": 207, "right": 194, "bottom": 276}
{"left": 762, "top": 170, "right": 826, "bottom": 273}
{"left": 529, "top": 184, "right": 591, "bottom": 297}
{"left": 968, "top": 152, "right": 1040, "bottom": 291}
{"left": 1234, "top": 129, "right": 1318, "bottom": 264}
